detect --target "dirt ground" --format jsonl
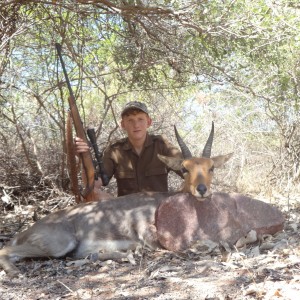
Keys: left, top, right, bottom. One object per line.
{"left": 0, "top": 193, "right": 300, "bottom": 300}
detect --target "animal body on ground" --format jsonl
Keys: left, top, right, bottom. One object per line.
{"left": 0, "top": 123, "right": 233, "bottom": 276}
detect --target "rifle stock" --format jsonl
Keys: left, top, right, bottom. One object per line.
{"left": 68, "top": 95, "right": 96, "bottom": 201}
{"left": 66, "top": 111, "right": 81, "bottom": 203}
{"left": 55, "top": 43, "right": 96, "bottom": 202}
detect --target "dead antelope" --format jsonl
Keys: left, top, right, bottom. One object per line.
{"left": 0, "top": 122, "right": 232, "bottom": 277}
{"left": 159, "top": 122, "right": 233, "bottom": 198}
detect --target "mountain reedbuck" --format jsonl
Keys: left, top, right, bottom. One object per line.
{"left": 0, "top": 122, "right": 233, "bottom": 276}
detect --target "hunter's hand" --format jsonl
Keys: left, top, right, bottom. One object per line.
{"left": 75, "top": 137, "right": 90, "bottom": 154}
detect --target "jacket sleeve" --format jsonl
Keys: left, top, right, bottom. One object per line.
{"left": 159, "top": 135, "right": 184, "bottom": 178}
{"left": 160, "top": 135, "right": 183, "bottom": 159}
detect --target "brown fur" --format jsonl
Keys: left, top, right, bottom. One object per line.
{"left": 158, "top": 153, "right": 233, "bottom": 198}
{"left": 0, "top": 153, "right": 232, "bottom": 277}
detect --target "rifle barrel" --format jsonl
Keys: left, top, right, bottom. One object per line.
{"left": 55, "top": 43, "right": 75, "bottom": 99}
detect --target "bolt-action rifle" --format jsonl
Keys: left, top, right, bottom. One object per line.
{"left": 86, "top": 128, "right": 110, "bottom": 186}
{"left": 55, "top": 43, "right": 108, "bottom": 202}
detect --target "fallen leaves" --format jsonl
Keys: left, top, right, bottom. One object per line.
{"left": 0, "top": 195, "right": 300, "bottom": 299}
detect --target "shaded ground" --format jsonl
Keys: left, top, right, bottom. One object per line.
{"left": 0, "top": 192, "right": 300, "bottom": 300}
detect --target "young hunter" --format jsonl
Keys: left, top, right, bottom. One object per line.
{"left": 75, "top": 101, "right": 182, "bottom": 196}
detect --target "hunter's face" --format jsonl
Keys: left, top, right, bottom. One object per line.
{"left": 121, "top": 111, "right": 152, "bottom": 143}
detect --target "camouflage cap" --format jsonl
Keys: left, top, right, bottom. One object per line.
{"left": 121, "top": 101, "right": 149, "bottom": 116}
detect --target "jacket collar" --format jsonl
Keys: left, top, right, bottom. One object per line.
{"left": 122, "top": 133, "right": 153, "bottom": 151}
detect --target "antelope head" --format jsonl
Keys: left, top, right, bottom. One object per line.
{"left": 158, "top": 122, "right": 233, "bottom": 199}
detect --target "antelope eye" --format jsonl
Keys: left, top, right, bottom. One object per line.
{"left": 181, "top": 167, "right": 188, "bottom": 174}
{"left": 209, "top": 166, "right": 215, "bottom": 173}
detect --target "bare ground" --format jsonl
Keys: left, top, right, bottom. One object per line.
{"left": 0, "top": 192, "right": 300, "bottom": 300}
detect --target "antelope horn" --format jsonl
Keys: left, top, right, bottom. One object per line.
{"left": 174, "top": 125, "right": 192, "bottom": 158}
{"left": 202, "top": 121, "right": 214, "bottom": 158}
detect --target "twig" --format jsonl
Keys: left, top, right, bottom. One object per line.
{"left": 57, "top": 280, "right": 75, "bottom": 294}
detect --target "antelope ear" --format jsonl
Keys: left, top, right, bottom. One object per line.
{"left": 212, "top": 152, "right": 233, "bottom": 168}
{"left": 157, "top": 154, "right": 183, "bottom": 171}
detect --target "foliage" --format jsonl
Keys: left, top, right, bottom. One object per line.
{"left": 1, "top": 0, "right": 300, "bottom": 199}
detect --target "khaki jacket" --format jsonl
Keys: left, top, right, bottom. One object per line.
{"left": 102, "top": 134, "right": 182, "bottom": 196}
